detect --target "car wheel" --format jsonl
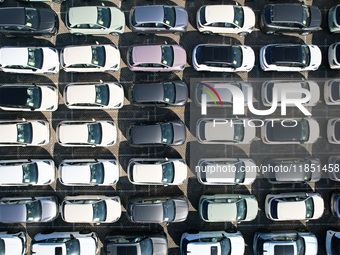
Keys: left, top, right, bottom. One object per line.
{"left": 7, "top": 230, "right": 20, "bottom": 234}
{"left": 110, "top": 32, "right": 119, "bottom": 36}
{"left": 80, "top": 229, "right": 92, "bottom": 234}
{"left": 203, "top": 31, "right": 212, "bottom": 35}
{"left": 238, "top": 32, "right": 249, "bottom": 36}
{"left": 174, "top": 32, "right": 183, "bottom": 36}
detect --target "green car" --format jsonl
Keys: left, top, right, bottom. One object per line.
{"left": 199, "top": 194, "right": 258, "bottom": 222}
{"left": 66, "top": 6, "right": 125, "bottom": 36}
{"left": 329, "top": 5, "right": 340, "bottom": 33}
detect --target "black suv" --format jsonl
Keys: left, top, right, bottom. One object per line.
{"left": 0, "top": 7, "right": 58, "bottom": 37}
{"left": 261, "top": 4, "right": 321, "bottom": 35}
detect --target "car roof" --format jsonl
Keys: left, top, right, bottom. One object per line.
{"left": 66, "top": 85, "right": 96, "bottom": 105}
{"left": 132, "top": 203, "right": 163, "bottom": 222}
{"left": 130, "top": 124, "right": 162, "bottom": 144}
{"left": 0, "top": 8, "right": 25, "bottom": 26}
{"left": 0, "top": 48, "right": 29, "bottom": 67}
{"left": 58, "top": 123, "right": 90, "bottom": 144}
{"left": 132, "top": 45, "right": 162, "bottom": 65}
{"left": 117, "top": 246, "right": 138, "bottom": 255}
{"left": 205, "top": 5, "right": 235, "bottom": 24}
{"left": 187, "top": 242, "right": 221, "bottom": 255}
{"left": 200, "top": 45, "right": 235, "bottom": 65}
{"left": 0, "top": 165, "right": 25, "bottom": 184}
{"left": 274, "top": 244, "right": 295, "bottom": 255}
{"left": 61, "top": 165, "right": 91, "bottom": 184}
{"left": 276, "top": 200, "right": 306, "bottom": 219}
{"left": 0, "top": 204, "right": 26, "bottom": 222}
{"left": 0, "top": 123, "right": 17, "bottom": 143}
{"left": 133, "top": 163, "right": 163, "bottom": 183}
{"left": 68, "top": 6, "right": 98, "bottom": 26}
{"left": 134, "top": 6, "right": 164, "bottom": 24}
{"left": 64, "top": 203, "right": 94, "bottom": 222}
{"left": 266, "top": 120, "right": 306, "bottom": 141}
{"left": 270, "top": 45, "right": 304, "bottom": 64}
{"left": 63, "top": 46, "right": 93, "bottom": 66}
{"left": 202, "top": 120, "right": 236, "bottom": 141}
{"left": 0, "top": 87, "right": 32, "bottom": 107}
{"left": 132, "top": 83, "right": 164, "bottom": 103}
{"left": 208, "top": 202, "right": 237, "bottom": 220}
{"left": 271, "top": 4, "right": 304, "bottom": 24}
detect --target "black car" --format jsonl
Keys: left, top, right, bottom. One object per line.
{"left": 127, "top": 121, "right": 186, "bottom": 146}
{"left": 130, "top": 81, "right": 188, "bottom": 107}
{"left": 261, "top": 4, "right": 321, "bottom": 35}
{"left": 126, "top": 196, "right": 189, "bottom": 223}
{"left": 0, "top": 7, "right": 58, "bottom": 37}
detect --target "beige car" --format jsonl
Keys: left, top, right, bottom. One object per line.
{"left": 61, "top": 195, "right": 121, "bottom": 223}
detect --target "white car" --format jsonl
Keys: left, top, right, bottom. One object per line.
{"left": 326, "top": 230, "right": 340, "bottom": 255}
{"left": 32, "top": 231, "right": 99, "bottom": 255}
{"left": 0, "top": 47, "right": 59, "bottom": 74}
{"left": 0, "top": 119, "right": 49, "bottom": 146}
{"left": 329, "top": 43, "right": 340, "bottom": 69}
{"left": 193, "top": 44, "right": 254, "bottom": 72}
{"left": 0, "top": 159, "right": 55, "bottom": 186}
{"left": 265, "top": 192, "right": 324, "bottom": 221}
{"left": 260, "top": 44, "right": 322, "bottom": 71}
{"left": 261, "top": 80, "right": 320, "bottom": 107}
{"left": 324, "top": 79, "right": 340, "bottom": 105}
{"left": 0, "top": 84, "right": 58, "bottom": 111}
{"left": 196, "top": 158, "right": 257, "bottom": 185}
{"left": 127, "top": 158, "right": 187, "bottom": 185}
{"left": 196, "top": 5, "right": 255, "bottom": 36}
{"left": 60, "top": 44, "right": 120, "bottom": 72}
{"left": 58, "top": 159, "right": 119, "bottom": 186}
{"left": 56, "top": 120, "right": 117, "bottom": 147}
{"left": 63, "top": 82, "right": 124, "bottom": 109}
{"left": 61, "top": 195, "right": 121, "bottom": 223}
{"left": 0, "top": 231, "right": 27, "bottom": 255}
{"left": 180, "top": 230, "right": 245, "bottom": 255}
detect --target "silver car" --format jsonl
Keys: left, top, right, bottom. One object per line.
{"left": 328, "top": 118, "right": 340, "bottom": 144}
{"left": 324, "top": 79, "right": 340, "bottom": 105}
{"left": 328, "top": 156, "right": 340, "bottom": 181}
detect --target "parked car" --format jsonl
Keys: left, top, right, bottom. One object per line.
{"left": 66, "top": 6, "right": 125, "bottom": 35}
{"left": 261, "top": 80, "right": 320, "bottom": 107}
{"left": 63, "top": 82, "right": 124, "bottom": 109}
{"left": 127, "top": 158, "right": 187, "bottom": 185}
{"left": 327, "top": 118, "right": 340, "bottom": 144}
{"left": 0, "top": 7, "right": 58, "bottom": 37}
{"left": 180, "top": 230, "right": 245, "bottom": 255}
{"left": 196, "top": 118, "right": 256, "bottom": 144}
{"left": 0, "top": 84, "right": 58, "bottom": 111}
{"left": 0, "top": 47, "right": 59, "bottom": 74}
{"left": 58, "top": 159, "right": 119, "bottom": 186}
{"left": 60, "top": 44, "right": 120, "bottom": 72}
{"left": 0, "top": 159, "right": 55, "bottom": 186}
{"left": 61, "top": 195, "right": 121, "bottom": 223}
{"left": 261, "top": 118, "right": 319, "bottom": 144}
{"left": 130, "top": 5, "right": 188, "bottom": 35}
{"left": 253, "top": 230, "right": 317, "bottom": 255}
{"left": 0, "top": 119, "right": 49, "bottom": 146}
{"left": 324, "top": 79, "right": 340, "bottom": 105}
{"left": 127, "top": 44, "right": 186, "bottom": 72}
{"left": 32, "top": 231, "right": 99, "bottom": 255}
{"left": 196, "top": 158, "right": 257, "bottom": 185}
{"left": 265, "top": 192, "right": 324, "bottom": 221}
{"left": 130, "top": 81, "right": 188, "bottom": 107}
{"left": 197, "top": 5, "right": 255, "bottom": 36}
{"left": 127, "top": 121, "right": 186, "bottom": 146}
{"left": 192, "top": 44, "right": 254, "bottom": 72}
{"left": 331, "top": 193, "right": 340, "bottom": 218}
{"left": 264, "top": 158, "right": 321, "bottom": 183}
{"left": 56, "top": 120, "right": 117, "bottom": 147}
{"left": 260, "top": 4, "right": 321, "bottom": 35}
{"left": 0, "top": 231, "right": 27, "bottom": 255}
{"left": 260, "top": 44, "right": 322, "bottom": 71}
{"left": 0, "top": 196, "right": 58, "bottom": 223}
{"left": 198, "top": 194, "right": 258, "bottom": 222}
{"left": 326, "top": 230, "right": 340, "bottom": 255}
{"left": 329, "top": 43, "right": 340, "bottom": 69}
{"left": 329, "top": 5, "right": 340, "bottom": 33}
{"left": 104, "top": 233, "right": 168, "bottom": 255}
{"left": 328, "top": 156, "right": 340, "bottom": 181}
{"left": 195, "top": 81, "right": 251, "bottom": 107}
{"left": 126, "top": 196, "right": 189, "bottom": 223}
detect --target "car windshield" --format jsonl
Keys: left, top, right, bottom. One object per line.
{"left": 91, "top": 46, "right": 106, "bottom": 67}
{"left": 302, "top": 6, "right": 311, "bottom": 27}
{"left": 162, "top": 162, "right": 174, "bottom": 184}
{"left": 139, "top": 238, "right": 153, "bottom": 255}
{"left": 236, "top": 199, "right": 247, "bottom": 220}
{"left": 95, "top": 85, "right": 109, "bottom": 106}
{"left": 26, "top": 87, "right": 42, "bottom": 109}
{"left": 161, "top": 46, "right": 174, "bottom": 67}
{"left": 89, "top": 163, "right": 104, "bottom": 184}
{"left": 26, "top": 200, "right": 42, "bottom": 222}
{"left": 301, "top": 45, "right": 311, "bottom": 66}
{"left": 163, "top": 6, "right": 176, "bottom": 27}
{"left": 92, "top": 200, "right": 106, "bottom": 222}
{"left": 233, "top": 6, "right": 244, "bottom": 27}
{"left": 17, "top": 123, "right": 33, "bottom": 144}
{"left": 305, "top": 197, "right": 314, "bottom": 218}
{"left": 233, "top": 122, "right": 244, "bottom": 141}
{"left": 163, "top": 200, "right": 175, "bottom": 222}
{"left": 200, "top": 7, "right": 207, "bottom": 25}
{"left": 220, "top": 238, "right": 231, "bottom": 255}
{"left": 300, "top": 120, "right": 309, "bottom": 142}
{"left": 163, "top": 82, "right": 175, "bottom": 104}
{"left": 87, "top": 123, "right": 102, "bottom": 144}
{"left": 296, "top": 237, "right": 306, "bottom": 255}
{"left": 97, "top": 7, "right": 111, "bottom": 28}
{"left": 234, "top": 162, "right": 245, "bottom": 183}
{"left": 160, "top": 123, "right": 173, "bottom": 144}
{"left": 27, "top": 48, "right": 43, "bottom": 69}
{"left": 65, "top": 239, "right": 80, "bottom": 255}
{"left": 25, "top": 8, "right": 39, "bottom": 29}
{"left": 22, "top": 162, "right": 38, "bottom": 184}
{"left": 229, "top": 46, "right": 242, "bottom": 68}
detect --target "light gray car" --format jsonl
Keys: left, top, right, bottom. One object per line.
{"left": 328, "top": 118, "right": 340, "bottom": 144}
{"left": 130, "top": 5, "right": 187, "bottom": 35}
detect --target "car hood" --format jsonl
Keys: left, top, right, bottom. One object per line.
{"left": 100, "top": 122, "right": 117, "bottom": 146}
{"left": 229, "top": 234, "right": 245, "bottom": 255}
{"left": 172, "top": 160, "right": 187, "bottom": 184}
{"left": 303, "top": 234, "right": 318, "bottom": 255}
{"left": 41, "top": 48, "right": 59, "bottom": 71}
{"left": 174, "top": 82, "right": 188, "bottom": 105}
{"left": 243, "top": 7, "right": 255, "bottom": 30}
{"left": 3, "top": 237, "right": 23, "bottom": 254}
{"left": 174, "top": 7, "right": 188, "bottom": 28}
{"left": 308, "top": 45, "right": 322, "bottom": 69}
{"left": 36, "top": 160, "right": 55, "bottom": 184}
{"left": 41, "top": 198, "right": 58, "bottom": 222}
{"left": 306, "top": 118, "right": 319, "bottom": 143}
{"left": 245, "top": 197, "right": 258, "bottom": 221}
{"left": 173, "top": 198, "right": 189, "bottom": 222}
{"left": 31, "top": 121, "right": 49, "bottom": 145}
{"left": 130, "top": 125, "right": 161, "bottom": 145}
{"left": 133, "top": 83, "right": 164, "bottom": 103}
{"left": 38, "top": 9, "right": 57, "bottom": 32}
{"left": 240, "top": 46, "right": 255, "bottom": 69}
{"left": 109, "top": 7, "right": 125, "bottom": 29}
{"left": 172, "top": 122, "right": 186, "bottom": 145}
{"left": 108, "top": 83, "right": 124, "bottom": 107}
{"left": 151, "top": 236, "right": 168, "bottom": 255}
{"left": 172, "top": 45, "right": 186, "bottom": 68}
{"left": 105, "top": 199, "right": 121, "bottom": 222}
{"left": 102, "top": 161, "right": 119, "bottom": 185}
{"left": 309, "top": 6, "right": 322, "bottom": 29}
{"left": 103, "top": 45, "right": 120, "bottom": 69}
{"left": 40, "top": 86, "right": 58, "bottom": 111}
{"left": 312, "top": 195, "right": 324, "bottom": 219}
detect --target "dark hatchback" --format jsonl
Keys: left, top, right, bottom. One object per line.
{"left": 0, "top": 7, "right": 58, "bottom": 37}
{"left": 130, "top": 81, "right": 188, "bottom": 107}
{"left": 127, "top": 121, "right": 186, "bottom": 146}
{"left": 261, "top": 4, "right": 321, "bottom": 35}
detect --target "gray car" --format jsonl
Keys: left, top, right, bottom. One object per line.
{"left": 126, "top": 196, "right": 189, "bottom": 223}
{"left": 328, "top": 156, "right": 340, "bottom": 181}
{"left": 104, "top": 233, "right": 168, "bottom": 255}
{"left": 130, "top": 5, "right": 188, "bottom": 35}
{"left": 127, "top": 121, "right": 186, "bottom": 146}
{"left": 0, "top": 196, "right": 58, "bottom": 223}
{"left": 265, "top": 158, "right": 321, "bottom": 183}
{"left": 130, "top": 81, "right": 188, "bottom": 107}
